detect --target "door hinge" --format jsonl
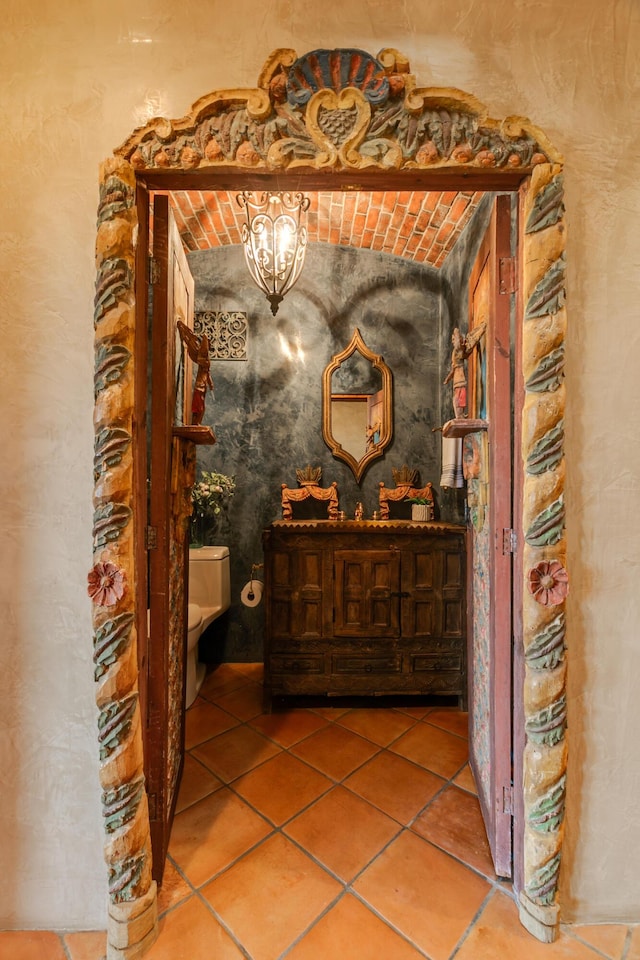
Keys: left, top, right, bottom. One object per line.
{"left": 502, "top": 528, "right": 517, "bottom": 554}
{"left": 145, "top": 525, "right": 158, "bottom": 550}
{"left": 148, "top": 255, "right": 160, "bottom": 285}
{"left": 499, "top": 257, "right": 517, "bottom": 295}
{"left": 502, "top": 784, "right": 514, "bottom": 816}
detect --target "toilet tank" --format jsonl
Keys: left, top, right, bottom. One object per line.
{"left": 188, "top": 546, "right": 231, "bottom": 614}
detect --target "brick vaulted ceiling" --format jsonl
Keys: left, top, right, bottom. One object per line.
{"left": 168, "top": 189, "right": 483, "bottom": 268}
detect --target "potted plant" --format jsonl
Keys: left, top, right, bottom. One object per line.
{"left": 191, "top": 470, "right": 236, "bottom": 546}
{"left": 407, "top": 497, "right": 433, "bottom": 522}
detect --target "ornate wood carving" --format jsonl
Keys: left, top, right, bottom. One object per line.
{"left": 281, "top": 465, "right": 339, "bottom": 520}
{"left": 378, "top": 465, "right": 434, "bottom": 520}
{"left": 91, "top": 157, "right": 157, "bottom": 959}
{"left": 96, "top": 48, "right": 567, "bottom": 952}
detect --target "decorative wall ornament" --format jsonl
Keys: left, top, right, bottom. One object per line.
{"left": 525, "top": 496, "right": 565, "bottom": 547}
{"left": 97, "top": 694, "right": 138, "bottom": 761}
{"left": 93, "top": 502, "right": 133, "bottom": 549}
{"left": 194, "top": 311, "right": 248, "bottom": 360}
{"left": 525, "top": 696, "right": 567, "bottom": 746}
{"left": 96, "top": 49, "right": 568, "bottom": 954}
{"left": 525, "top": 346, "right": 565, "bottom": 393}
{"left": 528, "top": 775, "right": 566, "bottom": 832}
{"left": 526, "top": 421, "right": 564, "bottom": 476}
{"left": 527, "top": 559, "right": 570, "bottom": 606}
{"left": 94, "top": 428, "right": 133, "bottom": 480}
{"left": 93, "top": 612, "right": 135, "bottom": 680}
{"left": 524, "top": 613, "right": 566, "bottom": 670}
{"left": 87, "top": 561, "right": 126, "bottom": 607}
{"left": 102, "top": 777, "right": 146, "bottom": 834}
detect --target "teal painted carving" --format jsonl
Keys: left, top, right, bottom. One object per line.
{"left": 525, "top": 346, "right": 565, "bottom": 393}
{"left": 526, "top": 695, "right": 567, "bottom": 746}
{"left": 94, "top": 258, "right": 132, "bottom": 325}
{"left": 108, "top": 852, "right": 146, "bottom": 903}
{"left": 93, "top": 612, "right": 134, "bottom": 681}
{"left": 286, "top": 49, "right": 390, "bottom": 106}
{"left": 94, "top": 427, "right": 132, "bottom": 480}
{"left": 525, "top": 853, "right": 561, "bottom": 905}
{"left": 525, "top": 613, "right": 566, "bottom": 670}
{"left": 97, "top": 174, "right": 134, "bottom": 228}
{"left": 93, "top": 502, "right": 132, "bottom": 549}
{"left": 526, "top": 175, "right": 565, "bottom": 234}
{"left": 97, "top": 694, "right": 138, "bottom": 761}
{"left": 94, "top": 340, "right": 131, "bottom": 396}
{"left": 527, "top": 420, "right": 564, "bottom": 475}
{"left": 525, "top": 496, "right": 565, "bottom": 547}
{"left": 529, "top": 775, "right": 566, "bottom": 833}
{"left": 525, "top": 253, "right": 566, "bottom": 319}
{"left": 102, "top": 777, "right": 146, "bottom": 834}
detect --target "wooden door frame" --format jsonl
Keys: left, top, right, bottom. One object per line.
{"left": 91, "top": 47, "right": 568, "bottom": 957}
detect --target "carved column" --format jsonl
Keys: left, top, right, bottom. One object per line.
{"left": 518, "top": 162, "right": 568, "bottom": 941}
{"left": 91, "top": 157, "right": 158, "bottom": 959}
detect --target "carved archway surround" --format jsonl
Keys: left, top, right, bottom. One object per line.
{"left": 92, "top": 47, "right": 567, "bottom": 959}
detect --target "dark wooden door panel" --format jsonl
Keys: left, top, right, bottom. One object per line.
{"left": 334, "top": 549, "right": 399, "bottom": 637}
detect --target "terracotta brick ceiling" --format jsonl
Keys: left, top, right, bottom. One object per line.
{"left": 169, "top": 190, "right": 483, "bottom": 269}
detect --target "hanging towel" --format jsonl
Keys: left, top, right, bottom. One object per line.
{"left": 440, "top": 436, "right": 464, "bottom": 488}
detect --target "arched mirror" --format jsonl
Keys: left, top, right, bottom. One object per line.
{"left": 322, "top": 328, "right": 393, "bottom": 483}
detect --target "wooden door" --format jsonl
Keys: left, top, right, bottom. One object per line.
{"left": 145, "top": 194, "right": 196, "bottom": 883}
{"left": 467, "top": 194, "right": 514, "bottom": 878}
{"left": 334, "top": 549, "right": 400, "bottom": 637}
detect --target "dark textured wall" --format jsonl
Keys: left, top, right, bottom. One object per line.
{"left": 188, "top": 210, "right": 488, "bottom": 662}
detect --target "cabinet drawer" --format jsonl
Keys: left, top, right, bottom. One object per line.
{"left": 332, "top": 654, "right": 402, "bottom": 675}
{"left": 412, "top": 653, "right": 462, "bottom": 673}
{"left": 271, "top": 655, "right": 324, "bottom": 675}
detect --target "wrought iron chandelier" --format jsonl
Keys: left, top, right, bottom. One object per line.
{"left": 237, "top": 191, "right": 310, "bottom": 316}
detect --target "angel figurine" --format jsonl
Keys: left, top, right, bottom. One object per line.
{"left": 177, "top": 319, "right": 213, "bottom": 425}
{"left": 443, "top": 322, "right": 487, "bottom": 418}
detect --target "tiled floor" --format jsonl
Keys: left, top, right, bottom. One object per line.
{"left": 3, "top": 662, "right": 639, "bottom": 960}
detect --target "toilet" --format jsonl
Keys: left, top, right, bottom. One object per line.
{"left": 186, "top": 545, "right": 231, "bottom": 708}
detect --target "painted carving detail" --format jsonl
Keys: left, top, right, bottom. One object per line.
{"left": 108, "top": 853, "right": 147, "bottom": 904}
{"left": 93, "top": 612, "right": 134, "bottom": 680}
{"left": 94, "top": 340, "right": 132, "bottom": 395}
{"left": 94, "top": 258, "right": 132, "bottom": 325}
{"left": 102, "top": 777, "right": 146, "bottom": 833}
{"left": 525, "top": 175, "right": 565, "bottom": 234}
{"left": 525, "top": 613, "right": 566, "bottom": 670}
{"left": 525, "top": 695, "right": 567, "bottom": 746}
{"left": 527, "top": 559, "right": 569, "bottom": 606}
{"left": 87, "top": 561, "right": 126, "bottom": 607}
{"left": 525, "top": 253, "right": 566, "bottom": 320}
{"left": 525, "top": 496, "right": 565, "bottom": 547}
{"left": 526, "top": 420, "right": 564, "bottom": 476}
{"left": 525, "top": 346, "right": 565, "bottom": 393}
{"left": 93, "top": 502, "right": 133, "bottom": 549}
{"left": 97, "top": 694, "right": 138, "bottom": 761}
{"left": 94, "top": 427, "right": 132, "bottom": 479}
{"left": 525, "top": 853, "right": 562, "bottom": 906}
{"left": 529, "top": 775, "right": 566, "bottom": 832}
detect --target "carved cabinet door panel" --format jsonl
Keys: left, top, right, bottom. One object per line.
{"left": 467, "top": 194, "right": 514, "bottom": 878}
{"left": 334, "top": 549, "right": 400, "bottom": 637}
{"left": 145, "top": 194, "right": 195, "bottom": 883}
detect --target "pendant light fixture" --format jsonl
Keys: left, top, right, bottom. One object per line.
{"left": 237, "top": 191, "right": 310, "bottom": 316}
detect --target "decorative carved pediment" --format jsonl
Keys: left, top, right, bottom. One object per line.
{"left": 117, "top": 47, "right": 561, "bottom": 174}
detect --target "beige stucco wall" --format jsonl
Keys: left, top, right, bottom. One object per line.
{"left": 1, "top": 0, "right": 638, "bottom": 930}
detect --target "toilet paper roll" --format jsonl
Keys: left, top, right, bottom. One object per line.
{"left": 241, "top": 580, "right": 263, "bottom": 607}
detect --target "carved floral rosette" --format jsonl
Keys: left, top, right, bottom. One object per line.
{"left": 92, "top": 157, "right": 157, "bottom": 959}
{"left": 95, "top": 48, "right": 567, "bottom": 954}
{"left": 519, "top": 162, "right": 568, "bottom": 940}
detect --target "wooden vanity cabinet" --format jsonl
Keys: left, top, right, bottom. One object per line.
{"left": 262, "top": 520, "right": 466, "bottom": 708}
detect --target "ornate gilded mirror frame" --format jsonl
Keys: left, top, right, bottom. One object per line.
{"left": 322, "top": 328, "right": 392, "bottom": 483}
{"left": 93, "top": 47, "right": 567, "bottom": 957}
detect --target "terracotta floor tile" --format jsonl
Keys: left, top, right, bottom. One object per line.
{"left": 412, "top": 784, "right": 496, "bottom": 878}
{"left": 63, "top": 931, "right": 106, "bottom": 960}
{"left": 626, "top": 926, "right": 640, "bottom": 960}
{"left": 354, "top": 830, "right": 490, "bottom": 960}
{"left": 344, "top": 750, "right": 445, "bottom": 824}
{"left": 214, "top": 682, "right": 264, "bottom": 721}
{"left": 233, "top": 751, "right": 332, "bottom": 825}
{"left": 284, "top": 785, "right": 401, "bottom": 881}
{"left": 199, "top": 664, "right": 251, "bottom": 701}
{"left": 426, "top": 707, "right": 469, "bottom": 739}
{"left": 290, "top": 724, "right": 379, "bottom": 780}
{"left": 0, "top": 931, "right": 68, "bottom": 960}
{"left": 168, "top": 787, "right": 271, "bottom": 886}
{"left": 184, "top": 700, "right": 239, "bottom": 749}
{"left": 145, "top": 895, "right": 245, "bottom": 960}
{"left": 394, "top": 702, "right": 435, "bottom": 719}
{"left": 175, "top": 754, "right": 223, "bottom": 813}
{"left": 229, "top": 661, "right": 264, "bottom": 683}
{"left": 566, "top": 924, "right": 630, "bottom": 958}
{"left": 250, "top": 708, "right": 329, "bottom": 747}
{"left": 202, "top": 833, "right": 341, "bottom": 960}
{"left": 454, "top": 762, "right": 478, "bottom": 795}
{"left": 286, "top": 893, "right": 427, "bottom": 960}
{"left": 335, "top": 706, "right": 416, "bottom": 746}
{"left": 455, "top": 891, "right": 607, "bottom": 960}
{"left": 156, "top": 859, "right": 192, "bottom": 916}
{"left": 192, "top": 725, "right": 281, "bottom": 782}
{"left": 390, "top": 721, "right": 469, "bottom": 779}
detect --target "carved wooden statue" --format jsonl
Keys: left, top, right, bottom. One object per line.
{"left": 443, "top": 323, "right": 487, "bottom": 419}
{"left": 177, "top": 320, "right": 213, "bottom": 425}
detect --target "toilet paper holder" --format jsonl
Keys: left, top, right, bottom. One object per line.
{"left": 246, "top": 563, "right": 263, "bottom": 602}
